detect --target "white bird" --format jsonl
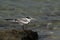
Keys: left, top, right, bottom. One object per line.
{"left": 4, "top": 17, "right": 36, "bottom": 30}
{"left": 16, "top": 17, "right": 32, "bottom": 25}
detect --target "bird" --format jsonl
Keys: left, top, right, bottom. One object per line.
{"left": 4, "top": 17, "right": 36, "bottom": 30}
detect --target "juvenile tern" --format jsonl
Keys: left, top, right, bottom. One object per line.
{"left": 4, "top": 17, "right": 36, "bottom": 30}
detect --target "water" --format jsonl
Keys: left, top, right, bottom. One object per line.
{"left": 0, "top": 0, "right": 60, "bottom": 40}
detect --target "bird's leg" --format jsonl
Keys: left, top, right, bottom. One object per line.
{"left": 22, "top": 25, "right": 25, "bottom": 31}
{"left": 22, "top": 24, "right": 27, "bottom": 31}
{"left": 24, "top": 24, "right": 28, "bottom": 30}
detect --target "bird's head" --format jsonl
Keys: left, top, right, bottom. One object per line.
{"left": 26, "top": 16, "right": 36, "bottom": 21}
{"left": 26, "top": 17, "right": 31, "bottom": 19}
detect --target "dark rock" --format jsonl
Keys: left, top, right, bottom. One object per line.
{"left": 21, "top": 30, "right": 38, "bottom": 40}
{"left": 0, "top": 29, "right": 38, "bottom": 40}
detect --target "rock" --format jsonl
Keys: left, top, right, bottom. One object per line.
{"left": 21, "top": 30, "right": 38, "bottom": 40}
{"left": 0, "top": 29, "right": 38, "bottom": 40}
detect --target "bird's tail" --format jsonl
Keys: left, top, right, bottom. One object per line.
{"left": 4, "top": 19, "right": 19, "bottom": 24}
{"left": 4, "top": 19, "right": 17, "bottom": 21}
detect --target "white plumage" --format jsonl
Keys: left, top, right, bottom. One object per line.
{"left": 16, "top": 17, "right": 32, "bottom": 25}
{"left": 4, "top": 17, "right": 36, "bottom": 30}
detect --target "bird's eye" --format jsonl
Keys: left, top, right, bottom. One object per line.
{"left": 26, "top": 17, "right": 30, "bottom": 19}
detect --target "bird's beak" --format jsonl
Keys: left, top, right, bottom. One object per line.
{"left": 31, "top": 18, "right": 37, "bottom": 20}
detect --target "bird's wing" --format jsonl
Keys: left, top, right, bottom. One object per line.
{"left": 4, "top": 19, "right": 17, "bottom": 22}
{"left": 4, "top": 19, "right": 14, "bottom": 21}
{"left": 4, "top": 19, "right": 19, "bottom": 24}
{"left": 20, "top": 18, "right": 28, "bottom": 22}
